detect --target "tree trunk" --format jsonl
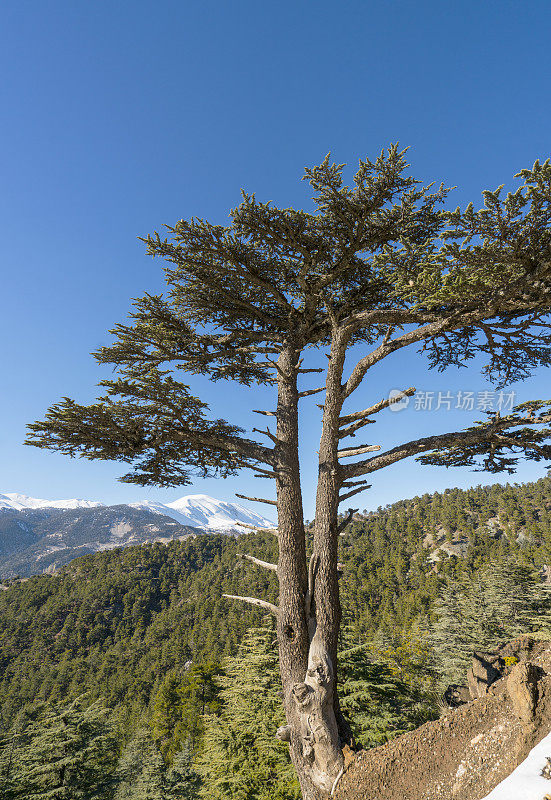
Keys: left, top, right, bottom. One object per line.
{"left": 274, "top": 342, "right": 314, "bottom": 798}
{"left": 275, "top": 335, "right": 351, "bottom": 799}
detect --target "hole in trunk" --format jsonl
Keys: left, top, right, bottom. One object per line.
{"left": 283, "top": 624, "right": 295, "bottom": 639}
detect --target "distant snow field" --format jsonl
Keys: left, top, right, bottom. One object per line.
{"left": 0, "top": 491, "right": 275, "bottom": 532}
{"left": 0, "top": 492, "right": 103, "bottom": 511}
{"left": 479, "top": 731, "right": 551, "bottom": 799}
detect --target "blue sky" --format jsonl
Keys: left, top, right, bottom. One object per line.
{"left": 1, "top": 0, "right": 550, "bottom": 518}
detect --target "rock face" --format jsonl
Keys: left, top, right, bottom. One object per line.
{"left": 334, "top": 636, "right": 551, "bottom": 800}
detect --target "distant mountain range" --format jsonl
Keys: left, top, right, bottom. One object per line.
{"left": 0, "top": 492, "right": 275, "bottom": 579}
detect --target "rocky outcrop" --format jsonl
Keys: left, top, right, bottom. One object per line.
{"left": 334, "top": 636, "right": 551, "bottom": 800}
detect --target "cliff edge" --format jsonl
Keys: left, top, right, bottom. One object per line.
{"left": 335, "top": 636, "right": 551, "bottom": 800}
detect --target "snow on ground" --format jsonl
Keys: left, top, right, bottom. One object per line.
{"left": 479, "top": 730, "right": 551, "bottom": 799}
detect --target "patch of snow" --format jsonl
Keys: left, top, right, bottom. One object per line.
{"left": 2, "top": 490, "right": 275, "bottom": 534}
{"left": 479, "top": 730, "right": 551, "bottom": 799}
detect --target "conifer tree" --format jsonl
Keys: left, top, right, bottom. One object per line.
{"left": 1, "top": 696, "right": 118, "bottom": 800}
{"left": 164, "top": 741, "right": 201, "bottom": 800}
{"left": 430, "top": 557, "right": 551, "bottom": 684}
{"left": 27, "top": 148, "right": 551, "bottom": 798}
{"left": 197, "top": 626, "right": 301, "bottom": 800}
{"left": 152, "top": 663, "right": 219, "bottom": 762}
{"left": 337, "top": 640, "right": 437, "bottom": 749}
{"left": 114, "top": 728, "right": 165, "bottom": 800}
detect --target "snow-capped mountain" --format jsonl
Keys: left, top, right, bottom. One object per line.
{"left": 141, "top": 494, "right": 274, "bottom": 531}
{"left": 0, "top": 492, "right": 274, "bottom": 531}
{"left": 0, "top": 492, "right": 103, "bottom": 512}
{"left": 0, "top": 492, "right": 275, "bottom": 580}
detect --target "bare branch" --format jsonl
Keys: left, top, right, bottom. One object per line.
{"left": 234, "top": 521, "right": 264, "bottom": 530}
{"left": 252, "top": 427, "right": 278, "bottom": 444}
{"left": 299, "top": 387, "right": 326, "bottom": 398}
{"left": 337, "top": 508, "right": 358, "bottom": 534}
{"left": 251, "top": 465, "right": 279, "bottom": 478}
{"left": 339, "top": 387, "right": 416, "bottom": 425}
{"left": 339, "top": 485, "right": 371, "bottom": 503}
{"left": 298, "top": 367, "right": 324, "bottom": 374}
{"left": 222, "top": 594, "right": 279, "bottom": 616}
{"left": 235, "top": 493, "right": 278, "bottom": 506}
{"left": 341, "top": 479, "right": 370, "bottom": 489}
{"left": 337, "top": 444, "right": 381, "bottom": 458}
{"left": 237, "top": 553, "right": 278, "bottom": 572}
{"left": 252, "top": 409, "right": 277, "bottom": 417}
{"left": 338, "top": 417, "right": 376, "bottom": 439}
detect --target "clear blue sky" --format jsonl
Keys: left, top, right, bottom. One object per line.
{"left": 1, "top": 0, "right": 550, "bottom": 517}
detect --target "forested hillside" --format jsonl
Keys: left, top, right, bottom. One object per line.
{"left": 1, "top": 475, "right": 551, "bottom": 797}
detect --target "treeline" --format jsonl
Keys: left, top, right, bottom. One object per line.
{"left": 1, "top": 475, "right": 551, "bottom": 797}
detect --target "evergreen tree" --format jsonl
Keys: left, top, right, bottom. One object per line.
{"left": 152, "top": 663, "right": 220, "bottom": 762}
{"left": 114, "top": 728, "right": 165, "bottom": 800}
{"left": 1, "top": 696, "right": 118, "bottom": 800}
{"left": 27, "top": 150, "right": 551, "bottom": 796}
{"left": 164, "top": 741, "right": 201, "bottom": 799}
{"left": 430, "top": 557, "right": 551, "bottom": 684}
{"left": 197, "top": 626, "right": 301, "bottom": 800}
{"left": 338, "top": 641, "right": 437, "bottom": 749}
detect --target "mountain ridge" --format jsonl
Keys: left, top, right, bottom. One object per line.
{"left": 0, "top": 492, "right": 275, "bottom": 579}
{"left": 0, "top": 491, "right": 274, "bottom": 530}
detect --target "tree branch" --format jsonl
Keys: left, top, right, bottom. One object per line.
{"left": 337, "top": 508, "right": 358, "bottom": 535}
{"left": 222, "top": 594, "right": 279, "bottom": 616}
{"left": 235, "top": 493, "right": 278, "bottom": 506}
{"left": 337, "top": 444, "right": 381, "bottom": 458}
{"left": 252, "top": 427, "right": 278, "bottom": 444}
{"left": 341, "top": 406, "right": 551, "bottom": 478}
{"left": 338, "top": 417, "right": 376, "bottom": 439}
{"left": 237, "top": 553, "right": 278, "bottom": 572}
{"left": 343, "top": 314, "right": 478, "bottom": 398}
{"left": 339, "top": 485, "right": 371, "bottom": 503}
{"left": 339, "top": 387, "right": 416, "bottom": 425}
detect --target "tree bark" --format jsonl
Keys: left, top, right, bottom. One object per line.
{"left": 310, "top": 329, "right": 351, "bottom": 785}
{"left": 275, "top": 332, "right": 354, "bottom": 798}
{"left": 274, "top": 342, "right": 315, "bottom": 798}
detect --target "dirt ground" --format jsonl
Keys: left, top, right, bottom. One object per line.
{"left": 335, "top": 636, "right": 551, "bottom": 800}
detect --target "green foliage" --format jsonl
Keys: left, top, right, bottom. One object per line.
{"left": 114, "top": 728, "right": 166, "bottom": 800}
{"left": 1, "top": 477, "right": 551, "bottom": 797}
{"left": 338, "top": 645, "right": 437, "bottom": 748}
{"left": 196, "top": 626, "right": 300, "bottom": 800}
{"left": 430, "top": 557, "right": 551, "bottom": 684}
{"left": 164, "top": 742, "right": 201, "bottom": 800}
{"left": 0, "top": 696, "right": 118, "bottom": 800}
{"left": 0, "top": 532, "right": 278, "bottom": 729}
{"left": 26, "top": 151, "right": 551, "bottom": 490}
{"left": 152, "top": 663, "right": 220, "bottom": 762}
{"left": 338, "top": 630, "right": 438, "bottom": 749}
